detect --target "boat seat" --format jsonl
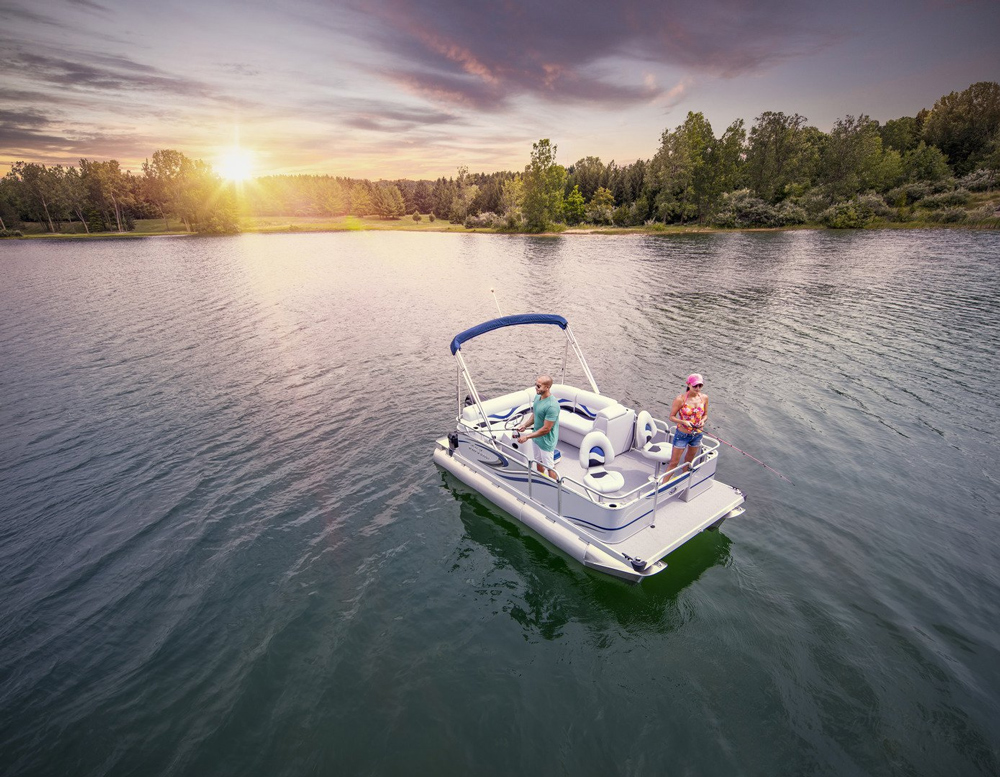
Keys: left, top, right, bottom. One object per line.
{"left": 634, "top": 410, "right": 673, "bottom": 463}
{"left": 461, "top": 387, "right": 535, "bottom": 426}
{"left": 558, "top": 409, "right": 593, "bottom": 442}
{"left": 579, "top": 430, "right": 625, "bottom": 494}
{"left": 559, "top": 402, "right": 635, "bottom": 456}
{"left": 551, "top": 385, "right": 632, "bottom": 452}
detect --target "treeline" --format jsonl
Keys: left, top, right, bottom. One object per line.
{"left": 0, "top": 150, "right": 241, "bottom": 236}
{"left": 239, "top": 81, "right": 1000, "bottom": 231}
{"left": 2, "top": 81, "right": 998, "bottom": 236}
{"left": 244, "top": 81, "right": 1000, "bottom": 231}
{"left": 476, "top": 81, "right": 1000, "bottom": 231}
{"left": 240, "top": 167, "right": 517, "bottom": 223}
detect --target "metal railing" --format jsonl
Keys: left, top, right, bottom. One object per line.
{"left": 455, "top": 417, "right": 719, "bottom": 520}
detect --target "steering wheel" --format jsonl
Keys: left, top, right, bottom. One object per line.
{"left": 503, "top": 411, "right": 527, "bottom": 431}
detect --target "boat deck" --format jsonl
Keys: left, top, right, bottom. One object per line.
{"left": 495, "top": 430, "right": 745, "bottom": 552}
{"left": 610, "top": 480, "right": 743, "bottom": 558}
{"left": 553, "top": 441, "right": 658, "bottom": 494}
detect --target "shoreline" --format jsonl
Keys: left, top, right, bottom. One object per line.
{"left": 4, "top": 220, "right": 996, "bottom": 241}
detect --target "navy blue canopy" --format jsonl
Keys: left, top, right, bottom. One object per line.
{"left": 450, "top": 314, "right": 568, "bottom": 354}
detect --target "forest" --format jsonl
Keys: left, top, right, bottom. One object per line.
{"left": 2, "top": 81, "right": 998, "bottom": 237}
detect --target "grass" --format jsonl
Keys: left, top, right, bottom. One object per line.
{"left": 7, "top": 214, "right": 472, "bottom": 238}
{"left": 5, "top": 200, "right": 999, "bottom": 239}
{"left": 243, "top": 214, "right": 469, "bottom": 233}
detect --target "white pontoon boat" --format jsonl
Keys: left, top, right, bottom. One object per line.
{"left": 433, "top": 314, "right": 746, "bottom": 582}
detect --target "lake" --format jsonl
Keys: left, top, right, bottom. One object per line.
{"left": 1, "top": 230, "right": 998, "bottom": 776}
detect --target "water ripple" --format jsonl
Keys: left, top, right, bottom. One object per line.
{"left": 1, "top": 231, "right": 999, "bottom": 776}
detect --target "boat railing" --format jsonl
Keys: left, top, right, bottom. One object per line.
{"left": 456, "top": 420, "right": 719, "bottom": 518}
{"left": 569, "top": 440, "right": 717, "bottom": 505}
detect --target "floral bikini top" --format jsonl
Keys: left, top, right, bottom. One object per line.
{"left": 678, "top": 402, "right": 705, "bottom": 429}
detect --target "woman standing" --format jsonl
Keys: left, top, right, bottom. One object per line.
{"left": 665, "top": 374, "right": 708, "bottom": 482}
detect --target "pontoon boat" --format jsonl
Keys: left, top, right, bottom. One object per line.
{"left": 433, "top": 314, "right": 746, "bottom": 582}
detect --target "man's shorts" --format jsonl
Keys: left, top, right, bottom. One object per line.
{"left": 672, "top": 429, "right": 704, "bottom": 449}
{"left": 527, "top": 440, "right": 556, "bottom": 469}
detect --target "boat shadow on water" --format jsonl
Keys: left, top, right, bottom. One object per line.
{"left": 440, "top": 471, "right": 733, "bottom": 640}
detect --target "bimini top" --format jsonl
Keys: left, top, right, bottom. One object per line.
{"left": 450, "top": 313, "right": 568, "bottom": 355}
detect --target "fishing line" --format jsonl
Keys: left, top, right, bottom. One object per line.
{"left": 661, "top": 372, "right": 792, "bottom": 483}
{"left": 490, "top": 287, "right": 504, "bottom": 316}
{"left": 703, "top": 426, "right": 793, "bottom": 483}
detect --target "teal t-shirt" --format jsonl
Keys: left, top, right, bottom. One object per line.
{"left": 532, "top": 394, "right": 560, "bottom": 452}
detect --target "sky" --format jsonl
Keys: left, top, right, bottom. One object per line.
{"left": 1, "top": 0, "right": 998, "bottom": 180}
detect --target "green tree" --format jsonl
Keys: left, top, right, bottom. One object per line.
{"left": 647, "top": 121, "right": 692, "bottom": 222}
{"left": 7, "top": 162, "right": 62, "bottom": 232}
{"left": 470, "top": 172, "right": 511, "bottom": 215}
{"left": 62, "top": 166, "right": 91, "bottom": 233}
{"left": 922, "top": 81, "right": 1000, "bottom": 175}
{"left": 585, "top": 186, "right": 615, "bottom": 224}
{"left": 448, "top": 168, "right": 479, "bottom": 222}
{"left": 979, "top": 129, "right": 1000, "bottom": 185}
{"left": 647, "top": 112, "right": 721, "bottom": 223}
{"left": 745, "top": 112, "right": 819, "bottom": 203}
{"left": 431, "top": 177, "right": 457, "bottom": 219}
{"left": 372, "top": 181, "right": 406, "bottom": 219}
{"left": 713, "top": 119, "right": 747, "bottom": 196}
{"left": 821, "top": 115, "right": 900, "bottom": 198}
{"left": 317, "top": 178, "right": 348, "bottom": 216}
{"left": 0, "top": 175, "right": 18, "bottom": 231}
{"left": 522, "top": 139, "right": 566, "bottom": 232}
{"left": 413, "top": 181, "right": 432, "bottom": 214}
{"left": 499, "top": 176, "right": 524, "bottom": 227}
{"left": 149, "top": 156, "right": 239, "bottom": 234}
{"left": 563, "top": 184, "right": 585, "bottom": 225}
{"left": 879, "top": 117, "right": 920, "bottom": 154}
{"left": 349, "top": 181, "right": 374, "bottom": 216}
{"left": 568, "top": 156, "right": 607, "bottom": 201}
{"left": 901, "top": 141, "right": 951, "bottom": 182}
{"left": 80, "top": 158, "right": 133, "bottom": 232}
{"left": 609, "top": 160, "right": 647, "bottom": 209}
{"left": 142, "top": 149, "right": 187, "bottom": 229}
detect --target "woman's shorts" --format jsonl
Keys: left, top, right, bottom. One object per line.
{"left": 672, "top": 429, "right": 704, "bottom": 449}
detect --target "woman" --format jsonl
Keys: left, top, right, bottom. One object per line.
{"left": 665, "top": 373, "right": 708, "bottom": 482}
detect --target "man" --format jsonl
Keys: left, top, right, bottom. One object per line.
{"left": 514, "top": 375, "right": 560, "bottom": 480}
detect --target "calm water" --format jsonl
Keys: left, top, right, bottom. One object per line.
{"left": 1, "top": 230, "right": 998, "bottom": 776}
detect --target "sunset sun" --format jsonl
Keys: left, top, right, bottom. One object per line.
{"left": 216, "top": 147, "right": 255, "bottom": 181}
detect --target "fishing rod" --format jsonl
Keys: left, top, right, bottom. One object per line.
{"left": 702, "top": 426, "right": 793, "bottom": 484}
{"left": 664, "top": 371, "right": 791, "bottom": 483}
{"left": 490, "top": 288, "right": 504, "bottom": 316}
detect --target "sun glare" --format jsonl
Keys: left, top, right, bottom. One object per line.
{"left": 216, "top": 147, "right": 255, "bottom": 182}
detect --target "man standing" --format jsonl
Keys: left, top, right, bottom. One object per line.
{"left": 514, "top": 375, "right": 560, "bottom": 480}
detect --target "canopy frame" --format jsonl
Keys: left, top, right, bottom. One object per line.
{"left": 450, "top": 313, "right": 600, "bottom": 449}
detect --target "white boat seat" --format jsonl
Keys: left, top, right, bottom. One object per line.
{"left": 461, "top": 387, "right": 535, "bottom": 426}
{"left": 551, "top": 384, "right": 630, "bottom": 450}
{"left": 558, "top": 409, "right": 593, "bottom": 439}
{"left": 635, "top": 411, "right": 672, "bottom": 463}
{"left": 580, "top": 430, "right": 625, "bottom": 494}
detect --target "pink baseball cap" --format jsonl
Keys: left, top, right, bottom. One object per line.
{"left": 686, "top": 373, "right": 704, "bottom": 387}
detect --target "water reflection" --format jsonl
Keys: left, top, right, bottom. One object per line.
{"left": 440, "top": 473, "right": 732, "bottom": 641}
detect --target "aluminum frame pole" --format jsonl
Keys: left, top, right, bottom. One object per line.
{"left": 563, "top": 324, "right": 600, "bottom": 394}
{"left": 454, "top": 350, "right": 499, "bottom": 449}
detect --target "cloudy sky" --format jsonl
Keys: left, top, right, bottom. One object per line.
{"left": 1, "top": 0, "right": 998, "bottom": 179}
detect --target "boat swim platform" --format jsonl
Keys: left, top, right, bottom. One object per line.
{"left": 609, "top": 478, "right": 744, "bottom": 563}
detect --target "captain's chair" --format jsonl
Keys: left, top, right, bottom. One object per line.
{"left": 635, "top": 411, "right": 672, "bottom": 464}
{"left": 579, "top": 431, "right": 625, "bottom": 493}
